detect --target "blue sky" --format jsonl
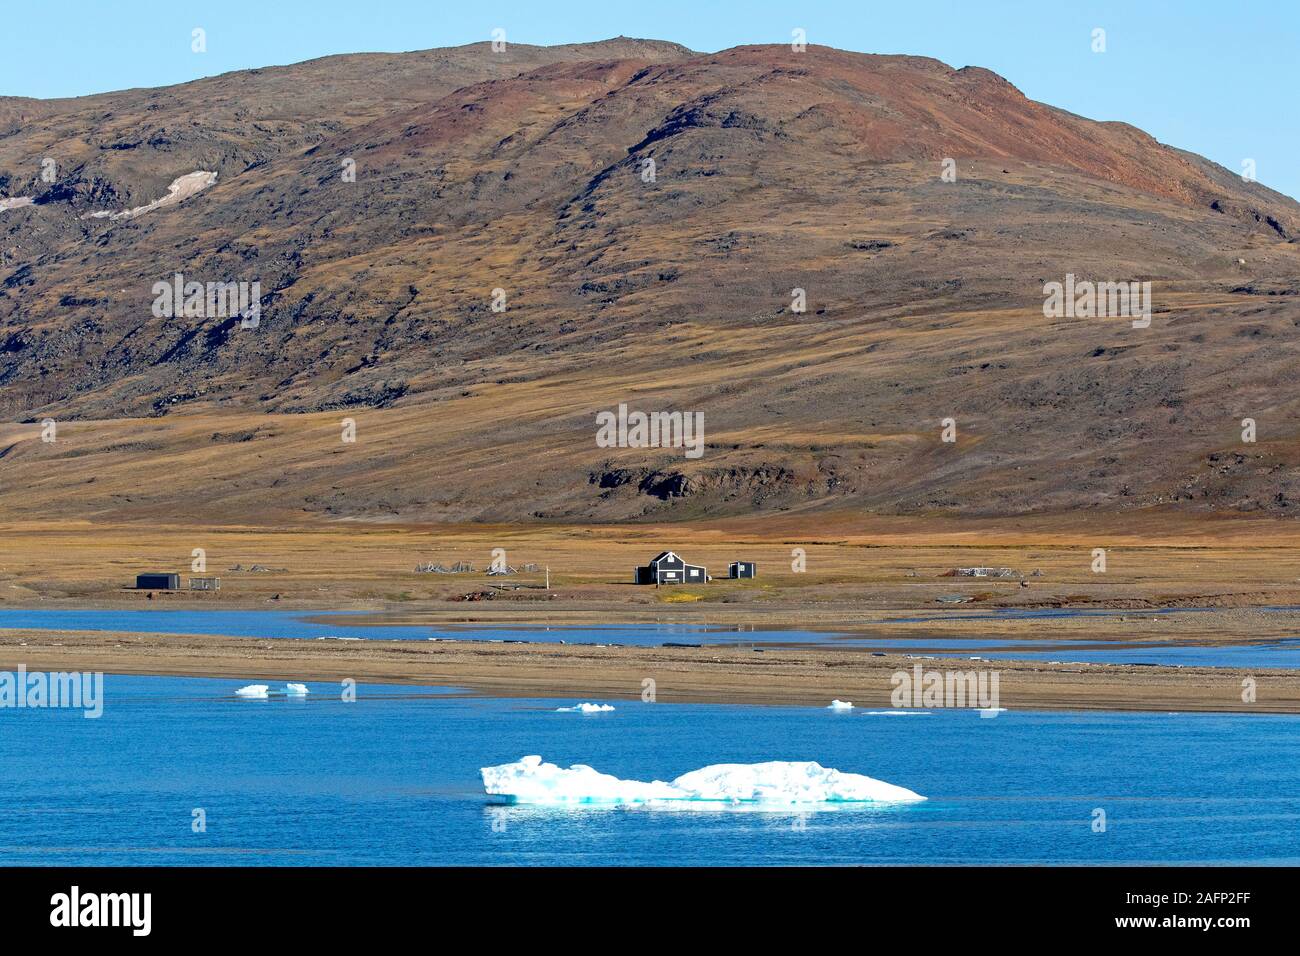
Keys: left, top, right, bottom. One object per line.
{"left": 6, "top": 1, "right": 1297, "bottom": 200}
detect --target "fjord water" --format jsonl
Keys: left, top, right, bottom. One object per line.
{"left": 1, "top": 675, "right": 1296, "bottom": 865}
{"left": 0, "top": 608, "right": 782, "bottom": 643}
{"left": 2, "top": 608, "right": 1300, "bottom": 667}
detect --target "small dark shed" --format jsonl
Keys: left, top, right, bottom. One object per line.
{"left": 136, "top": 573, "right": 180, "bottom": 590}
{"left": 729, "top": 561, "right": 756, "bottom": 579}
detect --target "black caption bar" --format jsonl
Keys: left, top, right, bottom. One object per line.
{"left": 0, "top": 866, "right": 1288, "bottom": 943}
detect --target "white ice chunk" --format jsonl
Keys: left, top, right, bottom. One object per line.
{"left": 481, "top": 755, "right": 925, "bottom": 805}
{"left": 671, "top": 761, "right": 924, "bottom": 803}
{"left": 285, "top": 683, "right": 309, "bottom": 696}
{"left": 556, "top": 702, "right": 614, "bottom": 713}
{"left": 827, "top": 699, "right": 854, "bottom": 711}
{"left": 482, "top": 756, "right": 680, "bottom": 804}
{"left": 234, "top": 684, "right": 269, "bottom": 698}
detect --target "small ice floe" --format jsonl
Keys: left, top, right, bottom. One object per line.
{"left": 481, "top": 755, "right": 925, "bottom": 806}
{"left": 84, "top": 170, "right": 217, "bottom": 221}
{"left": 555, "top": 702, "right": 615, "bottom": 714}
{"left": 234, "top": 684, "right": 269, "bottom": 699}
{"left": 285, "top": 683, "right": 309, "bottom": 697}
{"left": 0, "top": 196, "right": 35, "bottom": 213}
{"left": 827, "top": 699, "right": 855, "bottom": 711}
{"left": 977, "top": 707, "right": 1007, "bottom": 718}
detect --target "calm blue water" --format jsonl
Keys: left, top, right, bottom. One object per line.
{"left": 897, "top": 641, "right": 1300, "bottom": 669}
{"left": 1, "top": 674, "right": 1296, "bottom": 865}
{"left": 889, "top": 607, "right": 1219, "bottom": 622}
{"left": 0, "top": 609, "right": 435, "bottom": 641}
{"left": 0, "top": 609, "right": 805, "bottom": 645}
{"left": 1, "top": 608, "right": 1297, "bottom": 667}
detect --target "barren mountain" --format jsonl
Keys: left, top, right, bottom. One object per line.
{"left": 1, "top": 40, "right": 1299, "bottom": 525}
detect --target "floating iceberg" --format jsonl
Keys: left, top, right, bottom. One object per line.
{"left": 481, "top": 755, "right": 925, "bottom": 806}
{"left": 234, "top": 684, "right": 269, "bottom": 699}
{"left": 556, "top": 702, "right": 615, "bottom": 714}
{"left": 827, "top": 699, "right": 854, "bottom": 711}
{"left": 285, "top": 683, "right": 309, "bottom": 697}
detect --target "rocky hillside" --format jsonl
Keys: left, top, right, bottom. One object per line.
{"left": 1, "top": 40, "right": 1298, "bottom": 523}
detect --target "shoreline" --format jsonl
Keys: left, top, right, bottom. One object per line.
{"left": 2, "top": 628, "right": 1297, "bottom": 714}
